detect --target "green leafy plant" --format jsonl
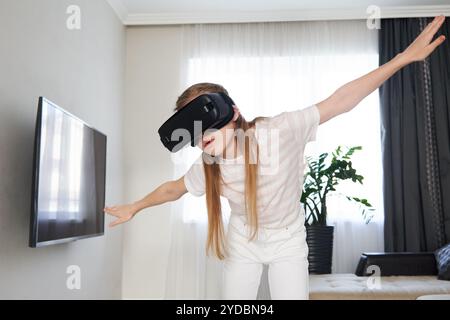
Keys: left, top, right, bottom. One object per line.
{"left": 301, "top": 146, "right": 375, "bottom": 226}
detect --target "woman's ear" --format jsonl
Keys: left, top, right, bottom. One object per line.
{"left": 232, "top": 106, "right": 240, "bottom": 121}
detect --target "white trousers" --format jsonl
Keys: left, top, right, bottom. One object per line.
{"left": 223, "top": 214, "right": 309, "bottom": 300}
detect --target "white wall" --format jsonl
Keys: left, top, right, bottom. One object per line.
{"left": 122, "top": 26, "right": 183, "bottom": 299}
{"left": 0, "top": 0, "right": 125, "bottom": 299}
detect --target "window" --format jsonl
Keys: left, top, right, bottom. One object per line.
{"left": 180, "top": 52, "right": 383, "bottom": 226}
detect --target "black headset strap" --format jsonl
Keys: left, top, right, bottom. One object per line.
{"left": 218, "top": 92, "right": 235, "bottom": 106}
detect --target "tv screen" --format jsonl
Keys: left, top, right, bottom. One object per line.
{"left": 29, "top": 97, "right": 107, "bottom": 247}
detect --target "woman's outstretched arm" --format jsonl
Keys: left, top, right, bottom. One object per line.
{"left": 104, "top": 176, "right": 188, "bottom": 227}
{"left": 316, "top": 15, "right": 446, "bottom": 125}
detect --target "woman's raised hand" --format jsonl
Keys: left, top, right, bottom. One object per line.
{"left": 104, "top": 203, "right": 139, "bottom": 227}
{"left": 402, "top": 15, "right": 446, "bottom": 63}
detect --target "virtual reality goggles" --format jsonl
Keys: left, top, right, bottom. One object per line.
{"left": 158, "top": 92, "right": 235, "bottom": 152}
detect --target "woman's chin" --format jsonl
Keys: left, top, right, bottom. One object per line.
{"left": 204, "top": 150, "right": 218, "bottom": 156}
{"left": 203, "top": 146, "right": 224, "bottom": 157}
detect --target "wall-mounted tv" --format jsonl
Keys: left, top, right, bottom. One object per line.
{"left": 29, "top": 97, "right": 107, "bottom": 247}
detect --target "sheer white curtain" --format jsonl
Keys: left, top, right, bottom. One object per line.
{"left": 164, "top": 20, "right": 384, "bottom": 299}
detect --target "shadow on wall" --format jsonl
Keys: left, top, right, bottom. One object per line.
{"left": 0, "top": 0, "right": 125, "bottom": 300}
{"left": 0, "top": 100, "right": 82, "bottom": 298}
{"left": 0, "top": 103, "right": 36, "bottom": 248}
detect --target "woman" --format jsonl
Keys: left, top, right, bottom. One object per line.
{"left": 104, "top": 15, "right": 446, "bottom": 299}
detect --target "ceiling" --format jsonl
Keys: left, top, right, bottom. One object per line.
{"left": 106, "top": 0, "right": 450, "bottom": 25}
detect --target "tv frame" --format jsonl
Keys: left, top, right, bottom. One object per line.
{"left": 29, "top": 96, "right": 107, "bottom": 248}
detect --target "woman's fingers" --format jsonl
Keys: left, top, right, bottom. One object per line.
{"left": 425, "top": 16, "right": 446, "bottom": 53}
{"left": 424, "top": 15, "right": 445, "bottom": 39}
{"left": 423, "top": 16, "right": 439, "bottom": 33}
{"left": 422, "top": 15, "right": 444, "bottom": 40}
{"left": 109, "top": 218, "right": 123, "bottom": 228}
{"left": 428, "top": 35, "right": 446, "bottom": 51}
{"left": 429, "top": 15, "right": 445, "bottom": 35}
{"left": 104, "top": 206, "right": 120, "bottom": 217}
{"left": 109, "top": 216, "right": 131, "bottom": 227}
{"left": 406, "top": 15, "right": 446, "bottom": 61}
{"left": 421, "top": 18, "right": 441, "bottom": 45}
{"left": 104, "top": 204, "right": 135, "bottom": 227}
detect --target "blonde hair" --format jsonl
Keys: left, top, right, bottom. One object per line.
{"left": 176, "top": 83, "right": 263, "bottom": 260}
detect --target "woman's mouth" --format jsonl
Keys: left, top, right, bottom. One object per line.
{"left": 203, "top": 137, "right": 215, "bottom": 148}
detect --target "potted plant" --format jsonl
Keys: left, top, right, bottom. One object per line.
{"left": 301, "top": 146, "right": 374, "bottom": 274}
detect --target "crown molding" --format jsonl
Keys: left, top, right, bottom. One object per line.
{"left": 106, "top": 0, "right": 128, "bottom": 23}
{"left": 106, "top": 2, "right": 450, "bottom": 26}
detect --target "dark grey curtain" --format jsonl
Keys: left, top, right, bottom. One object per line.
{"left": 379, "top": 18, "right": 450, "bottom": 252}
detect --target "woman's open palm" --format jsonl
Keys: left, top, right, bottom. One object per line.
{"left": 403, "top": 15, "right": 446, "bottom": 62}
{"left": 104, "top": 204, "right": 138, "bottom": 227}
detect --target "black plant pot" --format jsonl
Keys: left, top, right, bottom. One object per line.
{"left": 306, "top": 225, "right": 334, "bottom": 274}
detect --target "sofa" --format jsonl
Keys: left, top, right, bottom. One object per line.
{"left": 309, "top": 252, "right": 450, "bottom": 300}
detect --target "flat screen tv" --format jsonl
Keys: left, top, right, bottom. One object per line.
{"left": 29, "top": 97, "right": 107, "bottom": 247}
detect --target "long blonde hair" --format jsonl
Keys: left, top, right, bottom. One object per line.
{"left": 175, "top": 83, "right": 263, "bottom": 260}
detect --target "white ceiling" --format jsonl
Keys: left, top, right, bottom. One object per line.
{"left": 107, "top": 0, "right": 450, "bottom": 25}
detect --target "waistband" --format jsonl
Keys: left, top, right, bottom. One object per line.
{"left": 228, "top": 213, "right": 305, "bottom": 240}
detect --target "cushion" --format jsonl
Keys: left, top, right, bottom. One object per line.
{"left": 416, "top": 294, "right": 450, "bottom": 300}
{"left": 435, "top": 243, "right": 450, "bottom": 280}
{"left": 309, "top": 273, "right": 450, "bottom": 300}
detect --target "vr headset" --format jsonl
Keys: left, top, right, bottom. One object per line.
{"left": 158, "top": 92, "right": 235, "bottom": 152}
